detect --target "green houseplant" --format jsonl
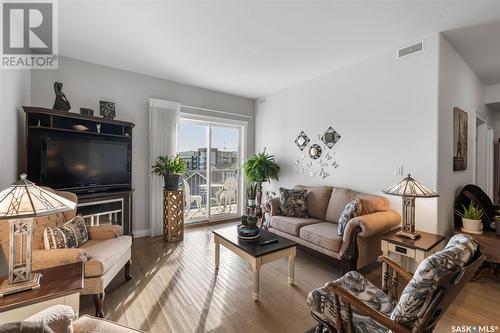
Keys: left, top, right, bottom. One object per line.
{"left": 242, "top": 149, "right": 280, "bottom": 207}
{"left": 152, "top": 154, "right": 187, "bottom": 190}
{"left": 455, "top": 202, "right": 484, "bottom": 233}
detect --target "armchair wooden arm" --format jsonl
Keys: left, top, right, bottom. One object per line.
{"left": 378, "top": 255, "right": 412, "bottom": 299}
{"left": 378, "top": 255, "right": 413, "bottom": 281}
{"left": 323, "top": 282, "right": 411, "bottom": 333}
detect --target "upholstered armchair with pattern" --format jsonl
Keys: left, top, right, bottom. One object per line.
{"left": 0, "top": 189, "right": 133, "bottom": 318}
{"left": 306, "top": 234, "right": 485, "bottom": 333}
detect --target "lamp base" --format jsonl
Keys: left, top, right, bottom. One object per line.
{"left": 0, "top": 273, "right": 42, "bottom": 297}
{"left": 396, "top": 230, "right": 421, "bottom": 240}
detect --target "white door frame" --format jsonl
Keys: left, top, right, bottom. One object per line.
{"left": 179, "top": 113, "right": 247, "bottom": 223}
{"left": 474, "top": 113, "right": 494, "bottom": 197}
{"left": 486, "top": 127, "right": 494, "bottom": 199}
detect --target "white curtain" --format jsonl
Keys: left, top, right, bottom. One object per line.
{"left": 149, "top": 99, "right": 180, "bottom": 237}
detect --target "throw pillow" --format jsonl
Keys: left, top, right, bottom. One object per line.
{"left": 25, "top": 305, "right": 74, "bottom": 333}
{"left": 337, "top": 199, "right": 362, "bottom": 236}
{"left": 278, "top": 187, "right": 308, "bottom": 217}
{"left": 44, "top": 215, "right": 88, "bottom": 249}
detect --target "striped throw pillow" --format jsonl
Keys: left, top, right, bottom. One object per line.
{"left": 44, "top": 215, "right": 89, "bottom": 249}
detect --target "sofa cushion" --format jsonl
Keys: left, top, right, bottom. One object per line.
{"left": 356, "top": 193, "right": 389, "bottom": 216}
{"left": 299, "top": 222, "right": 343, "bottom": 252}
{"left": 278, "top": 187, "right": 308, "bottom": 217}
{"left": 338, "top": 199, "right": 362, "bottom": 236}
{"left": 307, "top": 271, "right": 396, "bottom": 333}
{"left": 325, "top": 188, "right": 389, "bottom": 223}
{"left": 390, "top": 234, "right": 479, "bottom": 326}
{"left": 43, "top": 216, "right": 88, "bottom": 249}
{"left": 294, "top": 185, "right": 333, "bottom": 220}
{"left": 80, "top": 235, "right": 132, "bottom": 277}
{"left": 270, "top": 216, "right": 321, "bottom": 236}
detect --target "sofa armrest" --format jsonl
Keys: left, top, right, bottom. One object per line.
{"left": 32, "top": 248, "right": 87, "bottom": 271}
{"left": 266, "top": 198, "right": 280, "bottom": 217}
{"left": 87, "top": 225, "right": 123, "bottom": 240}
{"left": 339, "top": 210, "right": 400, "bottom": 257}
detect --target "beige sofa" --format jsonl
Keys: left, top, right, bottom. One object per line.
{"left": 0, "top": 189, "right": 132, "bottom": 318}
{"left": 266, "top": 186, "right": 400, "bottom": 270}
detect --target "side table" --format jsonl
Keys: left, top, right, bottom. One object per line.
{"left": 454, "top": 228, "right": 499, "bottom": 280}
{"left": 381, "top": 227, "right": 445, "bottom": 272}
{"left": 0, "top": 262, "right": 84, "bottom": 324}
{"left": 163, "top": 189, "right": 184, "bottom": 242}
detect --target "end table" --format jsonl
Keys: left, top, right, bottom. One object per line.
{"left": 0, "top": 262, "right": 84, "bottom": 323}
{"left": 381, "top": 227, "right": 445, "bottom": 272}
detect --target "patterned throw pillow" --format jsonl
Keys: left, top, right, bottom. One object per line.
{"left": 44, "top": 215, "right": 88, "bottom": 249}
{"left": 337, "top": 199, "right": 362, "bottom": 236}
{"left": 278, "top": 187, "right": 308, "bottom": 217}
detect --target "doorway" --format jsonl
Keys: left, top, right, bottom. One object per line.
{"left": 178, "top": 117, "right": 244, "bottom": 224}
{"left": 475, "top": 116, "right": 494, "bottom": 197}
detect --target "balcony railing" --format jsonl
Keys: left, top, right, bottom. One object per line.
{"left": 183, "top": 168, "right": 239, "bottom": 221}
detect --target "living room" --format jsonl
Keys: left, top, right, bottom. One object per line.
{"left": 0, "top": 1, "right": 499, "bottom": 332}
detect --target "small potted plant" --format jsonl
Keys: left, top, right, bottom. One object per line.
{"left": 152, "top": 154, "right": 187, "bottom": 190}
{"left": 238, "top": 214, "right": 260, "bottom": 240}
{"left": 246, "top": 182, "right": 257, "bottom": 207}
{"left": 455, "top": 202, "right": 484, "bottom": 234}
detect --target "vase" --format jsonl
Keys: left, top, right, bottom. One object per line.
{"left": 163, "top": 175, "right": 180, "bottom": 190}
{"left": 247, "top": 199, "right": 256, "bottom": 207}
{"left": 462, "top": 218, "right": 482, "bottom": 233}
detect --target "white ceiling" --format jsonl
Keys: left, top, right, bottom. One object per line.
{"left": 60, "top": 1, "right": 500, "bottom": 99}
{"left": 443, "top": 20, "right": 500, "bottom": 86}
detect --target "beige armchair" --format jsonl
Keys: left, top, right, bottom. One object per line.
{"left": 0, "top": 189, "right": 132, "bottom": 318}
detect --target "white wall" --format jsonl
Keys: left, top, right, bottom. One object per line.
{"left": 31, "top": 57, "right": 255, "bottom": 236}
{"left": 256, "top": 34, "right": 440, "bottom": 233}
{"left": 0, "top": 69, "right": 31, "bottom": 275}
{"left": 484, "top": 84, "right": 500, "bottom": 104}
{"left": 0, "top": 70, "right": 31, "bottom": 188}
{"left": 437, "top": 35, "right": 494, "bottom": 236}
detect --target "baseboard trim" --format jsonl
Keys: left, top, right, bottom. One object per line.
{"left": 133, "top": 229, "right": 150, "bottom": 238}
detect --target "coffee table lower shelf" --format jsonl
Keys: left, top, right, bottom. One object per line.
{"left": 213, "top": 227, "right": 297, "bottom": 301}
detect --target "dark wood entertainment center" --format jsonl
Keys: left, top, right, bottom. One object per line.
{"left": 24, "top": 106, "right": 135, "bottom": 235}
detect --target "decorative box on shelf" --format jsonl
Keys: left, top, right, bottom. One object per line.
{"left": 163, "top": 189, "right": 184, "bottom": 242}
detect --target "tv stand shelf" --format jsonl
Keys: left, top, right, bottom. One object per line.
{"left": 24, "top": 106, "right": 134, "bottom": 138}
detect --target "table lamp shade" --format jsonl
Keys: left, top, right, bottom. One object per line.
{"left": 0, "top": 175, "right": 76, "bottom": 219}
{"left": 383, "top": 174, "right": 439, "bottom": 239}
{"left": 383, "top": 174, "right": 439, "bottom": 198}
{"left": 0, "top": 174, "right": 76, "bottom": 297}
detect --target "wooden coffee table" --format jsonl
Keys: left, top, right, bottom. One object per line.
{"left": 213, "top": 226, "right": 297, "bottom": 301}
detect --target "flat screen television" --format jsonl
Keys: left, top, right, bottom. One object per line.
{"left": 41, "top": 136, "right": 131, "bottom": 192}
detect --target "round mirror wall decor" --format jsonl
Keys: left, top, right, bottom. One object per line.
{"left": 309, "top": 144, "right": 322, "bottom": 159}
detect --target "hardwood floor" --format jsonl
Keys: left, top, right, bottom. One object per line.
{"left": 80, "top": 222, "right": 500, "bottom": 332}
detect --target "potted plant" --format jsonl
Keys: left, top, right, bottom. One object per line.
{"left": 455, "top": 202, "right": 484, "bottom": 233}
{"left": 242, "top": 149, "right": 280, "bottom": 208}
{"left": 152, "top": 154, "right": 187, "bottom": 190}
{"left": 246, "top": 182, "right": 257, "bottom": 207}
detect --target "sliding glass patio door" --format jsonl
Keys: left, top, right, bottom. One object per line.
{"left": 178, "top": 118, "right": 242, "bottom": 223}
